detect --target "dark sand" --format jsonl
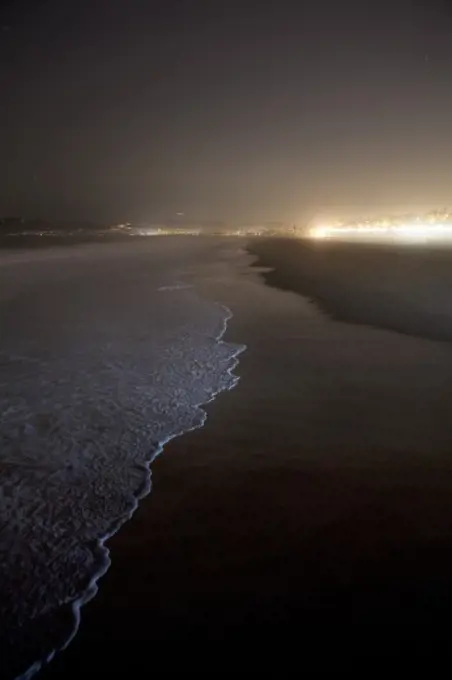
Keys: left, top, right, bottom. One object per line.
{"left": 41, "top": 238, "right": 452, "bottom": 674}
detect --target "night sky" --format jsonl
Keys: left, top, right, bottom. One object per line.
{"left": 1, "top": 0, "right": 451, "bottom": 223}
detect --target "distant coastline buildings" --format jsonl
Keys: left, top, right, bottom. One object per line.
{"left": 3, "top": 211, "right": 451, "bottom": 243}
{"left": 0, "top": 216, "right": 299, "bottom": 239}
{"left": 108, "top": 220, "right": 298, "bottom": 237}
{"left": 309, "top": 209, "right": 452, "bottom": 243}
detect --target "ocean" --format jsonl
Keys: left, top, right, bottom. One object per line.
{"left": 0, "top": 238, "right": 245, "bottom": 678}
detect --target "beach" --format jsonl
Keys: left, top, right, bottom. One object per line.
{"left": 40, "top": 237, "right": 452, "bottom": 674}
{"left": 3, "top": 237, "right": 452, "bottom": 676}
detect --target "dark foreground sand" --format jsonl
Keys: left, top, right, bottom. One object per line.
{"left": 42, "top": 238, "right": 452, "bottom": 675}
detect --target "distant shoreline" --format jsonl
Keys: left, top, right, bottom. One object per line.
{"left": 0, "top": 233, "right": 146, "bottom": 250}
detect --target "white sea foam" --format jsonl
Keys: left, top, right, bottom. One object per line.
{"left": 0, "top": 239, "right": 245, "bottom": 678}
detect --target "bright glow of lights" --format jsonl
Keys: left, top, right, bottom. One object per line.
{"left": 308, "top": 212, "right": 452, "bottom": 244}
{"left": 310, "top": 227, "right": 331, "bottom": 239}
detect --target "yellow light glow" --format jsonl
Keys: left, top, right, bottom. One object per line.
{"left": 310, "top": 226, "right": 331, "bottom": 239}
{"left": 307, "top": 212, "right": 452, "bottom": 244}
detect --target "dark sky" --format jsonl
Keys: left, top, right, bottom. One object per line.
{"left": 1, "top": 0, "right": 451, "bottom": 223}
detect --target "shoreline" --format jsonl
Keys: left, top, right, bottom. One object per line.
{"left": 38, "top": 238, "right": 452, "bottom": 675}
{"left": 60, "top": 304, "right": 246, "bottom": 676}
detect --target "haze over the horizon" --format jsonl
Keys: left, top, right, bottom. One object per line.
{"left": 1, "top": 0, "right": 451, "bottom": 224}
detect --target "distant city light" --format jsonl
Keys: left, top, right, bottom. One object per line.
{"left": 309, "top": 210, "right": 452, "bottom": 244}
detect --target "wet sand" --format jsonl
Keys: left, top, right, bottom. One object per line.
{"left": 42, "top": 238, "right": 452, "bottom": 674}
{"left": 251, "top": 238, "right": 452, "bottom": 343}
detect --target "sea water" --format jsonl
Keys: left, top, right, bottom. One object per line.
{"left": 0, "top": 239, "right": 245, "bottom": 678}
